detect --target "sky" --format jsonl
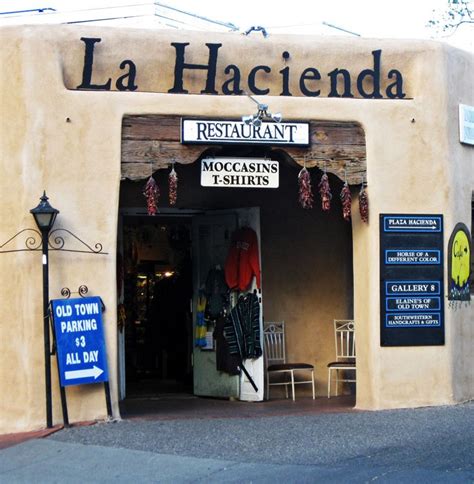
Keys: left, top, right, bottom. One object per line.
{"left": 1, "top": 0, "right": 473, "bottom": 51}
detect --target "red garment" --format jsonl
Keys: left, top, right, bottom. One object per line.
{"left": 225, "top": 227, "right": 261, "bottom": 291}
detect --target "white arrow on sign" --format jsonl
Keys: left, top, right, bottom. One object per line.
{"left": 65, "top": 366, "right": 104, "bottom": 380}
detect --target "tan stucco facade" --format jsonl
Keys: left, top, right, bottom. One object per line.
{"left": 0, "top": 25, "right": 473, "bottom": 433}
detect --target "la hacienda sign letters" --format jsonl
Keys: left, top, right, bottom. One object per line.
{"left": 76, "top": 37, "right": 407, "bottom": 99}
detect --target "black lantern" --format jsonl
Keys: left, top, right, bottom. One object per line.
{"left": 30, "top": 191, "right": 59, "bottom": 232}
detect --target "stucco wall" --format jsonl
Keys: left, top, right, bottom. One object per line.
{"left": 0, "top": 25, "right": 472, "bottom": 433}
{"left": 445, "top": 46, "right": 474, "bottom": 402}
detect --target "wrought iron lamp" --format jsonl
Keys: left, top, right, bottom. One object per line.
{"left": 30, "top": 191, "right": 59, "bottom": 428}
{"left": 30, "top": 191, "right": 59, "bottom": 232}
{"left": 0, "top": 191, "right": 107, "bottom": 428}
{"left": 242, "top": 94, "right": 282, "bottom": 127}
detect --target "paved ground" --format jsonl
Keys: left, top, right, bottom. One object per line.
{"left": 0, "top": 398, "right": 472, "bottom": 483}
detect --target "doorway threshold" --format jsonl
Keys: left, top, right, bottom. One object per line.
{"left": 119, "top": 395, "right": 356, "bottom": 421}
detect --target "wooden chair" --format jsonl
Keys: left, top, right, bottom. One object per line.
{"left": 263, "top": 322, "right": 315, "bottom": 401}
{"left": 327, "top": 319, "right": 356, "bottom": 398}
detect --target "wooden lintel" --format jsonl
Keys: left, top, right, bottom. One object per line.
{"left": 121, "top": 115, "right": 366, "bottom": 184}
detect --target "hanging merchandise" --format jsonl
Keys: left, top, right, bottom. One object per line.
{"left": 318, "top": 167, "right": 332, "bottom": 211}
{"left": 340, "top": 178, "right": 352, "bottom": 222}
{"left": 205, "top": 266, "right": 228, "bottom": 319}
{"left": 214, "top": 314, "right": 240, "bottom": 375}
{"left": 195, "top": 293, "right": 207, "bottom": 348}
{"left": 143, "top": 175, "right": 159, "bottom": 215}
{"left": 359, "top": 181, "right": 369, "bottom": 223}
{"left": 168, "top": 163, "right": 178, "bottom": 206}
{"left": 225, "top": 227, "right": 261, "bottom": 292}
{"left": 298, "top": 164, "right": 314, "bottom": 209}
{"left": 224, "top": 292, "right": 262, "bottom": 360}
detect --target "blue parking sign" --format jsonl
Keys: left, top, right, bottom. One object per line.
{"left": 51, "top": 296, "right": 109, "bottom": 386}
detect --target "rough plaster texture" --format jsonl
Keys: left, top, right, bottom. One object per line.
{"left": 0, "top": 25, "right": 472, "bottom": 433}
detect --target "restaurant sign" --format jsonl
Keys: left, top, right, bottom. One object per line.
{"left": 201, "top": 157, "right": 279, "bottom": 188}
{"left": 182, "top": 119, "right": 309, "bottom": 146}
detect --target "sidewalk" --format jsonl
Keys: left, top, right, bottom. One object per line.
{"left": 1, "top": 398, "right": 472, "bottom": 483}
{"left": 0, "top": 395, "right": 355, "bottom": 449}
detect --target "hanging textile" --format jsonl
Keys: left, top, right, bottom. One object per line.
{"left": 195, "top": 294, "right": 207, "bottom": 348}
{"left": 224, "top": 292, "right": 262, "bottom": 360}
{"left": 224, "top": 227, "right": 261, "bottom": 292}
{"left": 205, "top": 267, "right": 228, "bottom": 319}
{"left": 214, "top": 314, "right": 240, "bottom": 375}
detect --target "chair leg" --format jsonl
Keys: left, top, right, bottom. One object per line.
{"left": 266, "top": 371, "right": 269, "bottom": 401}
{"left": 335, "top": 369, "right": 339, "bottom": 397}
{"left": 311, "top": 369, "right": 315, "bottom": 399}
{"left": 328, "top": 368, "right": 331, "bottom": 398}
{"left": 290, "top": 370, "right": 295, "bottom": 401}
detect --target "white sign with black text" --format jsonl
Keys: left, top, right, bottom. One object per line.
{"left": 182, "top": 119, "right": 309, "bottom": 146}
{"left": 201, "top": 158, "right": 279, "bottom": 188}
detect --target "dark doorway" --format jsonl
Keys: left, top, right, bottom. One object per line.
{"left": 122, "top": 216, "right": 193, "bottom": 397}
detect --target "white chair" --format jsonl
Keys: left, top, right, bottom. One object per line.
{"left": 327, "top": 319, "right": 356, "bottom": 398}
{"left": 263, "top": 322, "right": 315, "bottom": 401}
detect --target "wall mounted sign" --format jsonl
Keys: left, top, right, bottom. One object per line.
{"left": 201, "top": 157, "right": 279, "bottom": 188}
{"left": 447, "top": 223, "right": 471, "bottom": 301}
{"left": 380, "top": 214, "right": 444, "bottom": 346}
{"left": 75, "top": 38, "right": 407, "bottom": 99}
{"left": 459, "top": 104, "right": 474, "bottom": 146}
{"left": 182, "top": 119, "right": 309, "bottom": 146}
{"left": 51, "top": 296, "right": 109, "bottom": 386}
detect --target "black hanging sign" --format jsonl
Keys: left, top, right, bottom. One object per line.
{"left": 380, "top": 214, "right": 444, "bottom": 346}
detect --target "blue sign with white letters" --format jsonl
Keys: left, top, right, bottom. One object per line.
{"left": 51, "top": 296, "right": 108, "bottom": 387}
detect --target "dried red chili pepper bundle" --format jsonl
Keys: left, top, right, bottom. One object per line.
{"left": 169, "top": 165, "right": 178, "bottom": 206}
{"left": 340, "top": 182, "right": 352, "bottom": 221}
{"left": 359, "top": 184, "right": 369, "bottom": 223}
{"left": 298, "top": 167, "right": 314, "bottom": 209}
{"left": 143, "top": 175, "right": 159, "bottom": 215}
{"left": 318, "top": 173, "right": 332, "bottom": 211}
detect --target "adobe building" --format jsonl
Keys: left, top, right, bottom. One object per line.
{"left": 0, "top": 25, "right": 472, "bottom": 433}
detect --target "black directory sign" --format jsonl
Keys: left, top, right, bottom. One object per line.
{"left": 380, "top": 214, "right": 444, "bottom": 346}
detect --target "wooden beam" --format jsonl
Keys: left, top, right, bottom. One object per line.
{"left": 121, "top": 115, "right": 366, "bottom": 184}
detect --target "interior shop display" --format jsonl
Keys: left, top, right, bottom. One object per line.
{"left": 168, "top": 164, "right": 178, "bottom": 205}
{"left": 318, "top": 171, "right": 332, "bottom": 211}
{"left": 340, "top": 181, "right": 352, "bottom": 221}
{"left": 298, "top": 166, "right": 314, "bottom": 209}
{"left": 143, "top": 175, "right": 160, "bottom": 215}
{"left": 225, "top": 227, "right": 261, "bottom": 292}
{"left": 359, "top": 183, "right": 369, "bottom": 223}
